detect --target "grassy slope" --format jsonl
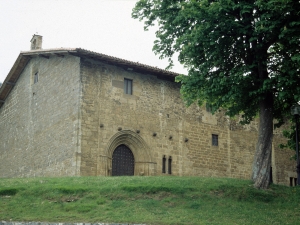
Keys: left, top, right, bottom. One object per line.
{"left": 0, "top": 176, "right": 299, "bottom": 225}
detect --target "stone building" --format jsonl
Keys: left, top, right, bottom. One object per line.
{"left": 0, "top": 35, "right": 296, "bottom": 186}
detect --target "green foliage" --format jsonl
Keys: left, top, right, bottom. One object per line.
{"left": 121, "top": 184, "right": 195, "bottom": 194}
{"left": 132, "top": 0, "right": 300, "bottom": 125}
{"left": 54, "top": 186, "right": 88, "bottom": 194}
{"left": 279, "top": 118, "right": 298, "bottom": 159}
{"left": 217, "top": 184, "right": 275, "bottom": 202}
{"left": 133, "top": 1, "right": 300, "bottom": 184}
{"left": 0, "top": 176, "right": 300, "bottom": 224}
{"left": 0, "top": 188, "right": 18, "bottom": 196}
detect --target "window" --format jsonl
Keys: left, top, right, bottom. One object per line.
{"left": 212, "top": 134, "right": 218, "bottom": 146}
{"left": 34, "top": 72, "right": 39, "bottom": 84}
{"left": 269, "top": 167, "right": 273, "bottom": 184}
{"left": 124, "top": 78, "right": 132, "bottom": 95}
{"left": 168, "top": 156, "right": 172, "bottom": 174}
{"left": 290, "top": 177, "right": 297, "bottom": 186}
{"left": 206, "top": 103, "right": 212, "bottom": 112}
{"left": 162, "top": 155, "right": 166, "bottom": 173}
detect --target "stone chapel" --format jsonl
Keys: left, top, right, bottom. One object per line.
{"left": 0, "top": 35, "right": 296, "bottom": 186}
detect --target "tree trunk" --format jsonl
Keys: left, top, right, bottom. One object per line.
{"left": 252, "top": 92, "right": 273, "bottom": 189}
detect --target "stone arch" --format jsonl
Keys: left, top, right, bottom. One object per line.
{"left": 101, "top": 130, "right": 156, "bottom": 176}
{"left": 106, "top": 130, "right": 152, "bottom": 162}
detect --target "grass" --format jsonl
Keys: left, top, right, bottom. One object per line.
{"left": 0, "top": 176, "right": 299, "bottom": 225}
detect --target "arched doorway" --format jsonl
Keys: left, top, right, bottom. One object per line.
{"left": 101, "top": 130, "right": 156, "bottom": 176}
{"left": 112, "top": 144, "right": 134, "bottom": 176}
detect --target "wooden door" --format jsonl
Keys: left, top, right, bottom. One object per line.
{"left": 112, "top": 145, "right": 134, "bottom": 176}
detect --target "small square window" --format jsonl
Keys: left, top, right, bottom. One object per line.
{"left": 34, "top": 72, "right": 39, "bottom": 84}
{"left": 124, "top": 78, "right": 132, "bottom": 95}
{"left": 212, "top": 134, "right": 218, "bottom": 146}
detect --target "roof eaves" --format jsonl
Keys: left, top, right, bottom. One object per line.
{"left": 74, "top": 48, "right": 179, "bottom": 78}
{"left": 0, "top": 53, "right": 31, "bottom": 108}
{"left": 20, "top": 48, "right": 180, "bottom": 78}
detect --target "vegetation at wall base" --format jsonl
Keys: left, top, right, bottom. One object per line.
{"left": 0, "top": 176, "right": 299, "bottom": 225}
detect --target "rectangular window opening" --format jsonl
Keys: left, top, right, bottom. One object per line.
{"left": 212, "top": 134, "right": 218, "bottom": 146}
{"left": 34, "top": 72, "right": 39, "bottom": 84}
{"left": 289, "top": 177, "right": 297, "bottom": 186}
{"left": 206, "top": 103, "right": 212, "bottom": 113}
{"left": 124, "top": 78, "right": 132, "bottom": 95}
{"left": 269, "top": 167, "right": 273, "bottom": 184}
{"left": 162, "top": 155, "right": 166, "bottom": 173}
{"left": 168, "top": 156, "right": 172, "bottom": 174}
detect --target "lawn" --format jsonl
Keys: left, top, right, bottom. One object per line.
{"left": 0, "top": 176, "right": 299, "bottom": 225}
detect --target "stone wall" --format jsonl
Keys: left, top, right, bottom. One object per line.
{"left": 0, "top": 53, "right": 296, "bottom": 186}
{"left": 272, "top": 126, "right": 297, "bottom": 186}
{"left": 0, "top": 55, "right": 81, "bottom": 177}
{"left": 78, "top": 58, "right": 271, "bottom": 180}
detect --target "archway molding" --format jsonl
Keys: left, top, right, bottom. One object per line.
{"left": 103, "top": 130, "right": 156, "bottom": 176}
{"left": 106, "top": 130, "right": 152, "bottom": 162}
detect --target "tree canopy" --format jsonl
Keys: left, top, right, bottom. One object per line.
{"left": 132, "top": 0, "right": 300, "bottom": 189}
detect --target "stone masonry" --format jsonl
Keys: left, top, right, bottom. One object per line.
{"left": 0, "top": 54, "right": 81, "bottom": 177}
{"left": 0, "top": 35, "right": 297, "bottom": 186}
{"left": 79, "top": 57, "right": 255, "bottom": 179}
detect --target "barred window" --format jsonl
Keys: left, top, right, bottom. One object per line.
{"left": 212, "top": 134, "right": 218, "bottom": 146}
{"left": 124, "top": 78, "right": 132, "bottom": 95}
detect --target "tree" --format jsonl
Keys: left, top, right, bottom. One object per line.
{"left": 132, "top": 0, "right": 300, "bottom": 189}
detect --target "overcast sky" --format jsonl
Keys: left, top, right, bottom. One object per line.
{"left": 0, "top": 0, "right": 187, "bottom": 83}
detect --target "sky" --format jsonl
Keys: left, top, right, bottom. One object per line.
{"left": 0, "top": 0, "right": 187, "bottom": 83}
